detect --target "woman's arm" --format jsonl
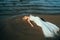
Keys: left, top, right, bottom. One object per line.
{"left": 22, "top": 16, "right": 34, "bottom": 27}
{"left": 27, "top": 19, "right": 34, "bottom": 27}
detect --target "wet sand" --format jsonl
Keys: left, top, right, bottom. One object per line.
{"left": 0, "top": 14, "right": 60, "bottom": 40}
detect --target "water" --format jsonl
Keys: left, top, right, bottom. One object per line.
{"left": 0, "top": 0, "right": 60, "bottom": 14}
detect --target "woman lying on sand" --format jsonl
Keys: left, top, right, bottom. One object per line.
{"left": 23, "top": 15, "right": 60, "bottom": 37}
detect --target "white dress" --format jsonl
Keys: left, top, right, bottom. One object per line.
{"left": 29, "top": 15, "right": 60, "bottom": 37}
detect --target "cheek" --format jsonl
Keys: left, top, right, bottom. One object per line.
{"left": 22, "top": 17, "right": 27, "bottom": 21}
{"left": 24, "top": 18, "right": 28, "bottom": 20}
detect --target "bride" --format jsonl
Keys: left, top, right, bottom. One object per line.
{"left": 23, "top": 15, "right": 60, "bottom": 37}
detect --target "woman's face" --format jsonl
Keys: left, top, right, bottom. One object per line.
{"left": 23, "top": 16, "right": 29, "bottom": 20}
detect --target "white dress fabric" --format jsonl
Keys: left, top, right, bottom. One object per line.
{"left": 29, "top": 15, "right": 60, "bottom": 37}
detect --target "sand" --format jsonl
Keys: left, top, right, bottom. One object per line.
{"left": 0, "top": 14, "right": 60, "bottom": 40}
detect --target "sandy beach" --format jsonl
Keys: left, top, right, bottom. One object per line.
{"left": 0, "top": 14, "right": 60, "bottom": 40}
